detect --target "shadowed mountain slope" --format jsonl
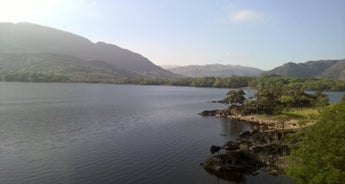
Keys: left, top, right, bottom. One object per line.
{"left": 0, "top": 22, "right": 176, "bottom": 79}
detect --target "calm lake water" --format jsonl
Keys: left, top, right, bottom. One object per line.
{"left": 2, "top": 83, "right": 341, "bottom": 184}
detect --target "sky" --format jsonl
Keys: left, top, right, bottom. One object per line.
{"left": 0, "top": 0, "right": 344, "bottom": 70}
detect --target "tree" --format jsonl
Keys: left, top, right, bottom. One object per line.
{"left": 287, "top": 100, "right": 345, "bottom": 183}
{"left": 313, "top": 91, "right": 329, "bottom": 107}
{"left": 221, "top": 89, "right": 246, "bottom": 106}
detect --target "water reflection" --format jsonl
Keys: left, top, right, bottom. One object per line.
{"left": 220, "top": 119, "right": 252, "bottom": 140}
{"left": 206, "top": 170, "right": 247, "bottom": 183}
{"left": 202, "top": 119, "right": 253, "bottom": 183}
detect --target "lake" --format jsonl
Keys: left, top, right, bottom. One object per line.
{"left": 2, "top": 83, "right": 340, "bottom": 183}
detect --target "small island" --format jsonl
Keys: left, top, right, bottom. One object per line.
{"left": 200, "top": 75, "right": 345, "bottom": 183}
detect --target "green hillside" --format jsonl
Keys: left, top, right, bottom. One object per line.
{"left": 0, "top": 53, "right": 130, "bottom": 82}
{"left": 266, "top": 59, "right": 345, "bottom": 80}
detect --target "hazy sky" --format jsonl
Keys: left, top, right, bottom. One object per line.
{"left": 0, "top": 0, "right": 344, "bottom": 70}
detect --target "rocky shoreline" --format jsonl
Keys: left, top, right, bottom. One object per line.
{"left": 199, "top": 109, "right": 313, "bottom": 130}
{"left": 199, "top": 109, "right": 298, "bottom": 181}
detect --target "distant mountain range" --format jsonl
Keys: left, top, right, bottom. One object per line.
{"left": 0, "top": 22, "right": 177, "bottom": 79}
{"left": 164, "top": 64, "right": 264, "bottom": 77}
{"left": 164, "top": 60, "right": 345, "bottom": 80}
{"left": 1, "top": 23, "right": 344, "bottom": 82}
{"left": 266, "top": 59, "right": 345, "bottom": 80}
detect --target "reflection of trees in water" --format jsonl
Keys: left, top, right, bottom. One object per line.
{"left": 220, "top": 119, "right": 252, "bottom": 139}
{"left": 211, "top": 171, "right": 246, "bottom": 183}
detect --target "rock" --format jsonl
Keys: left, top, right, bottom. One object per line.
{"left": 209, "top": 145, "right": 222, "bottom": 154}
{"left": 201, "top": 107, "right": 298, "bottom": 180}
{"left": 203, "top": 127, "right": 295, "bottom": 180}
{"left": 208, "top": 100, "right": 222, "bottom": 103}
{"left": 198, "top": 110, "right": 219, "bottom": 116}
{"left": 202, "top": 151, "right": 263, "bottom": 174}
{"left": 269, "top": 169, "right": 279, "bottom": 175}
{"left": 224, "top": 141, "right": 240, "bottom": 151}
{"left": 239, "top": 130, "right": 252, "bottom": 138}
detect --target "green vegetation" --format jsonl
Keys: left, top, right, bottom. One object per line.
{"left": 2, "top": 67, "right": 345, "bottom": 91}
{"left": 1, "top": 72, "right": 70, "bottom": 82}
{"left": 220, "top": 89, "right": 246, "bottom": 106}
{"left": 217, "top": 76, "right": 345, "bottom": 183}
{"left": 221, "top": 75, "right": 330, "bottom": 115}
{"left": 118, "top": 76, "right": 255, "bottom": 88}
{"left": 0, "top": 73, "right": 256, "bottom": 88}
{"left": 286, "top": 98, "right": 345, "bottom": 183}
{"left": 82, "top": 74, "right": 345, "bottom": 91}
{"left": 249, "top": 74, "right": 345, "bottom": 91}
{"left": 279, "top": 108, "right": 321, "bottom": 122}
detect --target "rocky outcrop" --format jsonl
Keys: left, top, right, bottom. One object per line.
{"left": 200, "top": 107, "right": 312, "bottom": 130}
{"left": 202, "top": 150, "right": 262, "bottom": 172}
{"left": 201, "top": 127, "right": 294, "bottom": 180}
{"left": 198, "top": 110, "right": 219, "bottom": 116}
{"left": 198, "top": 105, "right": 310, "bottom": 181}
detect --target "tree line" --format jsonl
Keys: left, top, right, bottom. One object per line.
{"left": 2, "top": 72, "right": 345, "bottom": 91}
{"left": 220, "top": 79, "right": 329, "bottom": 114}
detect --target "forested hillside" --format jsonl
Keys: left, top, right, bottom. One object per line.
{"left": 266, "top": 59, "right": 345, "bottom": 80}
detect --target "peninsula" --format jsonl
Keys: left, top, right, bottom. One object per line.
{"left": 199, "top": 75, "right": 331, "bottom": 181}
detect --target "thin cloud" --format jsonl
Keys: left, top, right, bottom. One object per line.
{"left": 230, "top": 10, "right": 265, "bottom": 24}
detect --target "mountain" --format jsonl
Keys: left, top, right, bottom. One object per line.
{"left": 0, "top": 22, "right": 176, "bottom": 79}
{"left": 266, "top": 59, "right": 345, "bottom": 80}
{"left": 0, "top": 53, "right": 132, "bottom": 82}
{"left": 166, "top": 64, "right": 264, "bottom": 77}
